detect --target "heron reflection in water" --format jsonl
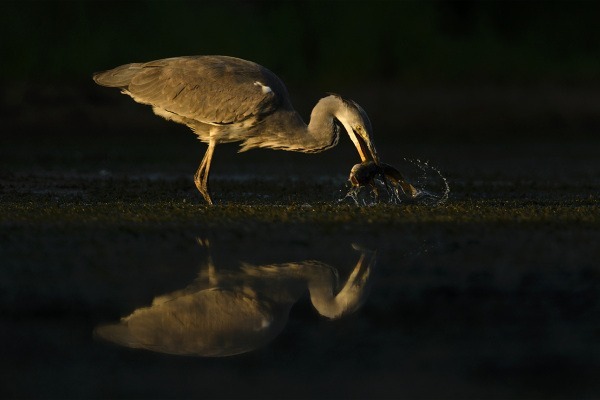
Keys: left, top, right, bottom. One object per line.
{"left": 95, "top": 240, "right": 375, "bottom": 357}
{"left": 93, "top": 56, "right": 379, "bottom": 204}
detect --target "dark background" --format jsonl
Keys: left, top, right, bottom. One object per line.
{"left": 3, "top": 1, "right": 600, "bottom": 86}
{"left": 2, "top": 0, "right": 600, "bottom": 145}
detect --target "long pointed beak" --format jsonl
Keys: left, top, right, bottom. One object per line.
{"left": 352, "top": 130, "right": 379, "bottom": 164}
{"left": 341, "top": 122, "right": 379, "bottom": 164}
{"left": 360, "top": 133, "right": 379, "bottom": 164}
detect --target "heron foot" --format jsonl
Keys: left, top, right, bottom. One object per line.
{"left": 194, "top": 173, "right": 214, "bottom": 205}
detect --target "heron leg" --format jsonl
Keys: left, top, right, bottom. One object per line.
{"left": 194, "top": 139, "right": 216, "bottom": 205}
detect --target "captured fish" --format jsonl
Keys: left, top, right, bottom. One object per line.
{"left": 349, "top": 161, "right": 418, "bottom": 198}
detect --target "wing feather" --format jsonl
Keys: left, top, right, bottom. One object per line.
{"left": 95, "top": 56, "right": 288, "bottom": 125}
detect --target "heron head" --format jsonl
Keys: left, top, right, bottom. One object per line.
{"left": 332, "top": 96, "right": 380, "bottom": 164}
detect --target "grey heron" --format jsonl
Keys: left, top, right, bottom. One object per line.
{"left": 93, "top": 55, "right": 379, "bottom": 204}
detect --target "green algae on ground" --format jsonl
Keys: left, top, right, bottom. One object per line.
{"left": 2, "top": 193, "right": 599, "bottom": 229}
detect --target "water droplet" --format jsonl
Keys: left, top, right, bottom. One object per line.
{"left": 340, "top": 159, "right": 450, "bottom": 207}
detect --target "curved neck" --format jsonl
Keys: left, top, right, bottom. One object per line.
{"left": 271, "top": 96, "right": 342, "bottom": 153}
{"left": 239, "top": 96, "right": 343, "bottom": 153}
{"left": 303, "top": 96, "right": 344, "bottom": 152}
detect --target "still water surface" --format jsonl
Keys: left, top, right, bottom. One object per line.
{"left": 2, "top": 224, "right": 599, "bottom": 398}
{"left": 95, "top": 239, "right": 375, "bottom": 357}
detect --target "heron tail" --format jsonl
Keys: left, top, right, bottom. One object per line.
{"left": 92, "top": 63, "right": 143, "bottom": 88}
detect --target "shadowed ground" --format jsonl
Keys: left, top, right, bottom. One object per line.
{"left": 2, "top": 101, "right": 600, "bottom": 397}
{"left": 2, "top": 1, "right": 600, "bottom": 396}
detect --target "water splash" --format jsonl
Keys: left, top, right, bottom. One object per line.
{"left": 341, "top": 158, "right": 450, "bottom": 207}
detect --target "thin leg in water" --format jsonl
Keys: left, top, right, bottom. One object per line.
{"left": 194, "top": 139, "right": 216, "bottom": 205}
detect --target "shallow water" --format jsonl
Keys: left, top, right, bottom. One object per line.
{"left": 2, "top": 142, "right": 600, "bottom": 398}
{"left": 3, "top": 221, "right": 600, "bottom": 398}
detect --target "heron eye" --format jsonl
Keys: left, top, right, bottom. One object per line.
{"left": 355, "top": 126, "right": 364, "bottom": 133}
